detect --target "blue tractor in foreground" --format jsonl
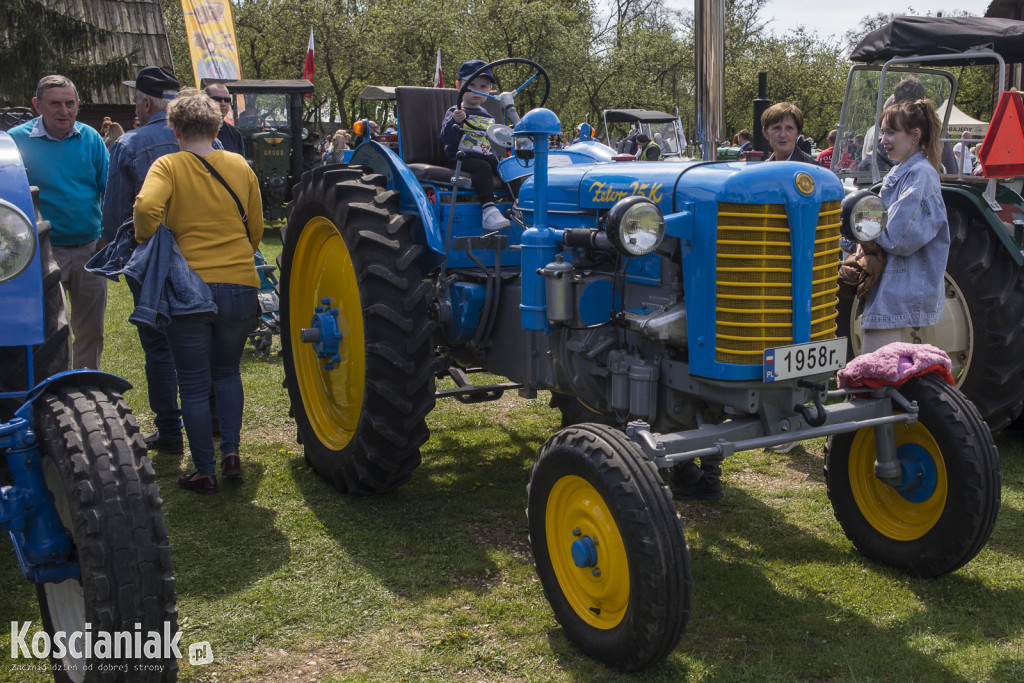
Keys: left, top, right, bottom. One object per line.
{"left": 277, "top": 59, "right": 1001, "bottom": 670}
{"left": 0, "top": 132, "right": 177, "bottom": 682}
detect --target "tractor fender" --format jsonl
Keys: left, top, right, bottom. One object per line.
{"left": 14, "top": 370, "right": 132, "bottom": 421}
{"left": 941, "top": 182, "right": 1024, "bottom": 267}
{"left": 348, "top": 141, "right": 446, "bottom": 271}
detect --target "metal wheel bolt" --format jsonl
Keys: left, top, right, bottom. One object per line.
{"left": 592, "top": 568, "right": 601, "bottom": 577}
{"left": 572, "top": 527, "right": 581, "bottom": 537}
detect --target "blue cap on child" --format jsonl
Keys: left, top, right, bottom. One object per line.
{"left": 458, "top": 60, "right": 495, "bottom": 83}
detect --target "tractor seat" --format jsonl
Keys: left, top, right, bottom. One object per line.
{"left": 395, "top": 86, "right": 505, "bottom": 185}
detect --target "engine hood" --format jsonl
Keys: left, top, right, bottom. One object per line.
{"left": 516, "top": 159, "right": 844, "bottom": 216}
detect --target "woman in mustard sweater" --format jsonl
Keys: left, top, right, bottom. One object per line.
{"left": 134, "top": 88, "right": 264, "bottom": 494}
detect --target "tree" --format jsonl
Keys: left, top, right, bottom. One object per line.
{"left": 0, "top": 0, "right": 134, "bottom": 105}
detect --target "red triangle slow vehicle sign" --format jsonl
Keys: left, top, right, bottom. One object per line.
{"left": 978, "top": 90, "right": 1024, "bottom": 178}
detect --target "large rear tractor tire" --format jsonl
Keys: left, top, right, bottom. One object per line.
{"left": 279, "top": 165, "right": 436, "bottom": 494}
{"left": 825, "top": 375, "right": 1000, "bottom": 578}
{"left": 527, "top": 424, "right": 691, "bottom": 670}
{"left": 841, "top": 204, "right": 1024, "bottom": 432}
{"left": 35, "top": 386, "right": 177, "bottom": 682}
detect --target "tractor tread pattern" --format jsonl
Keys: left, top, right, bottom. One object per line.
{"left": 944, "top": 203, "right": 1024, "bottom": 431}
{"left": 527, "top": 424, "right": 691, "bottom": 671}
{"left": 36, "top": 386, "right": 177, "bottom": 682}
{"left": 281, "top": 164, "right": 436, "bottom": 494}
{"left": 824, "top": 374, "right": 1000, "bottom": 577}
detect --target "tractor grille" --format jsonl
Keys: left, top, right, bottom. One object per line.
{"left": 715, "top": 201, "right": 842, "bottom": 364}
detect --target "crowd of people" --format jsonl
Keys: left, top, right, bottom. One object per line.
{"left": 10, "top": 65, "right": 962, "bottom": 501}
{"left": 10, "top": 67, "right": 263, "bottom": 495}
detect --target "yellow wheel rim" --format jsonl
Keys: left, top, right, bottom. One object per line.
{"left": 545, "top": 475, "right": 630, "bottom": 629}
{"left": 848, "top": 421, "right": 948, "bottom": 540}
{"left": 289, "top": 216, "right": 365, "bottom": 450}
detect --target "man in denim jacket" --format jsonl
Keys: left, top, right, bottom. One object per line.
{"left": 101, "top": 65, "right": 186, "bottom": 453}
{"left": 861, "top": 150, "right": 949, "bottom": 333}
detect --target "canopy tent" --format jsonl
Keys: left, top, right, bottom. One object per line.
{"left": 937, "top": 100, "right": 989, "bottom": 136}
{"left": 850, "top": 17, "right": 1024, "bottom": 64}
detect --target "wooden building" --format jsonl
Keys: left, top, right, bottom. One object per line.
{"left": 39, "top": 0, "right": 175, "bottom": 131}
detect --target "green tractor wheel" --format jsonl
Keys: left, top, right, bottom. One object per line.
{"left": 279, "top": 165, "right": 436, "bottom": 494}
{"left": 825, "top": 374, "right": 1000, "bottom": 577}
{"left": 527, "top": 424, "right": 691, "bottom": 670}
{"left": 840, "top": 203, "right": 1024, "bottom": 433}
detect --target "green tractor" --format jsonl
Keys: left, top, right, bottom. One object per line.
{"left": 205, "top": 78, "right": 314, "bottom": 219}
{"left": 834, "top": 16, "right": 1024, "bottom": 432}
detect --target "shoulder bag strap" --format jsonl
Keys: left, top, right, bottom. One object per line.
{"left": 189, "top": 151, "right": 250, "bottom": 240}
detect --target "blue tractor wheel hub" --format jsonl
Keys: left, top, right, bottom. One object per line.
{"left": 300, "top": 297, "right": 344, "bottom": 366}
{"left": 894, "top": 443, "right": 939, "bottom": 503}
{"left": 571, "top": 535, "right": 598, "bottom": 568}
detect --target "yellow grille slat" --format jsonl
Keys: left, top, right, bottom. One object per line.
{"left": 715, "top": 200, "right": 842, "bottom": 365}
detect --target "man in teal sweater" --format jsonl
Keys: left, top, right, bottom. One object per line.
{"left": 10, "top": 74, "right": 109, "bottom": 370}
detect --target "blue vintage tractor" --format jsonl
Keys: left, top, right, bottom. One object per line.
{"left": 0, "top": 131, "right": 177, "bottom": 681}
{"left": 277, "top": 59, "right": 1001, "bottom": 670}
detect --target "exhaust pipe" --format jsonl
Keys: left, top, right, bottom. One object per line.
{"left": 694, "top": 0, "right": 725, "bottom": 161}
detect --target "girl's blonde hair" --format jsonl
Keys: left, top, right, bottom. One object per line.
{"left": 105, "top": 122, "right": 124, "bottom": 143}
{"left": 167, "top": 87, "right": 223, "bottom": 142}
{"left": 881, "top": 98, "right": 943, "bottom": 171}
{"left": 332, "top": 129, "right": 347, "bottom": 152}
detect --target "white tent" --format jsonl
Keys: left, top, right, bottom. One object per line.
{"left": 937, "top": 100, "right": 989, "bottom": 136}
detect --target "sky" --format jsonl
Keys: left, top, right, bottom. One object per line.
{"left": 758, "top": 1, "right": 995, "bottom": 42}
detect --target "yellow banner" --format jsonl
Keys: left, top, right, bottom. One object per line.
{"left": 181, "top": 0, "right": 242, "bottom": 87}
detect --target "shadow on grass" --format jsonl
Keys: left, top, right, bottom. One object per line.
{"left": 153, "top": 454, "right": 291, "bottom": 599}
{"left": 288, "top": 413, "right": 550, "bottom": 601}
{"left": 675, "top": 473, "right": 1020, "bottom": 680}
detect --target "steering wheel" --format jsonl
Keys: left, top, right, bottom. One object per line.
{"left": 1, "top": 106, "right": 34, "bottom": 132}
{"left": 456, "top": 58, "right": 550, "bottom": 124}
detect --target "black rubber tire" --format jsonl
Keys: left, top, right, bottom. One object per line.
{"left": 34, "top": 386, "right": 177, "bottom": 682}
{"left": 549, "top": 392, "right": 618, "bottom": 429}
{"left": 824, "top": 374, "right": 1001, "bottom": 578}
{"left": 0, "top": 218, "right": 71, "bottom": 402}
{"left": 527, "top": 424, "right": 691, "bottom": 671}
{"left": 942, "top": 203, "right": 1024, "bottom": 431}
{"left": 279, "top": 165, "right": 436, "bottom": 494}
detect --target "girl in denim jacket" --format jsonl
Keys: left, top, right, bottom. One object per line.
{"left": 860, "top": 99, "right": 949, "bottom": 353}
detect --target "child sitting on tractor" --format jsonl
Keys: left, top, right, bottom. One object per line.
{"left": 439, "top": 59, "right": 510, "bottom": 230}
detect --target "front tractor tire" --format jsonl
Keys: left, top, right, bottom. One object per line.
{"left": 35, "top": 386, "right": 177, "bottom": 682}
{"left": 280, "top": 165, "right": 436, "bottom": 494}
{"left": 527, "top": 424, "right": 691, "bottom": 671}
{"left": 825, "top": 375, "right": 1000, "bottom": 578}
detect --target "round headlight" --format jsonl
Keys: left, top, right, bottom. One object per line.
{"left": 605, "top": 196, "right": 665, "bottom": 257}
{"left": 0, "top": 200, "right": 36, "bottom": 283}
{"left": 840, "top": 190, "right": 887, "bottom": 243}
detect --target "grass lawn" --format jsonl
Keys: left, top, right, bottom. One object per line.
{"left": 2, "top": 226, "right": 1023, "bottom": 681}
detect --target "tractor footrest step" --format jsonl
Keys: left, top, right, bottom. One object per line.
{"left": 436, "top": 382, "right": 523, "bottom": 404}
{"left": 438, "top": 366, "right": 522, "bottom": 403}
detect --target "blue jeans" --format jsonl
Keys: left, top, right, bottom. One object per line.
{"left": 127, "top": 279, "right": 182, "bottom": 437}
{"left": 165, "top": 284, "right": 258, "bottom": 476}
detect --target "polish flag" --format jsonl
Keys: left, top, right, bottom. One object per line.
{"left": 302, "top": 28, "right": 314, "bottom": 95}
{"left": 433, "top": 48, "right": 443, "bottom": 88}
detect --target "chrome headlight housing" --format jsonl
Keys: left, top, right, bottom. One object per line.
{"left": 605, "top": 196, "right": 665, "bottom": 257}
{"left": 840, "top": 189, "right": 886, "bottom": 243}
{"left": 0, "top": 200, "right": 36, "bottom": 283}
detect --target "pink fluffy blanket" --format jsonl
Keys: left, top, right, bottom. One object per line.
{"left": 838, "top": 342, "right": 955, "bottom": 389}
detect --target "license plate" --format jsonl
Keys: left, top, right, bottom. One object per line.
{"left": 763, "top": 338, "right": 846, "bottom": 382}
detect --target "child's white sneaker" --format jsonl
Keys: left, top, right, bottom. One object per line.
{"left": 482, "top": 205, "right": 511, "bottom": 230}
